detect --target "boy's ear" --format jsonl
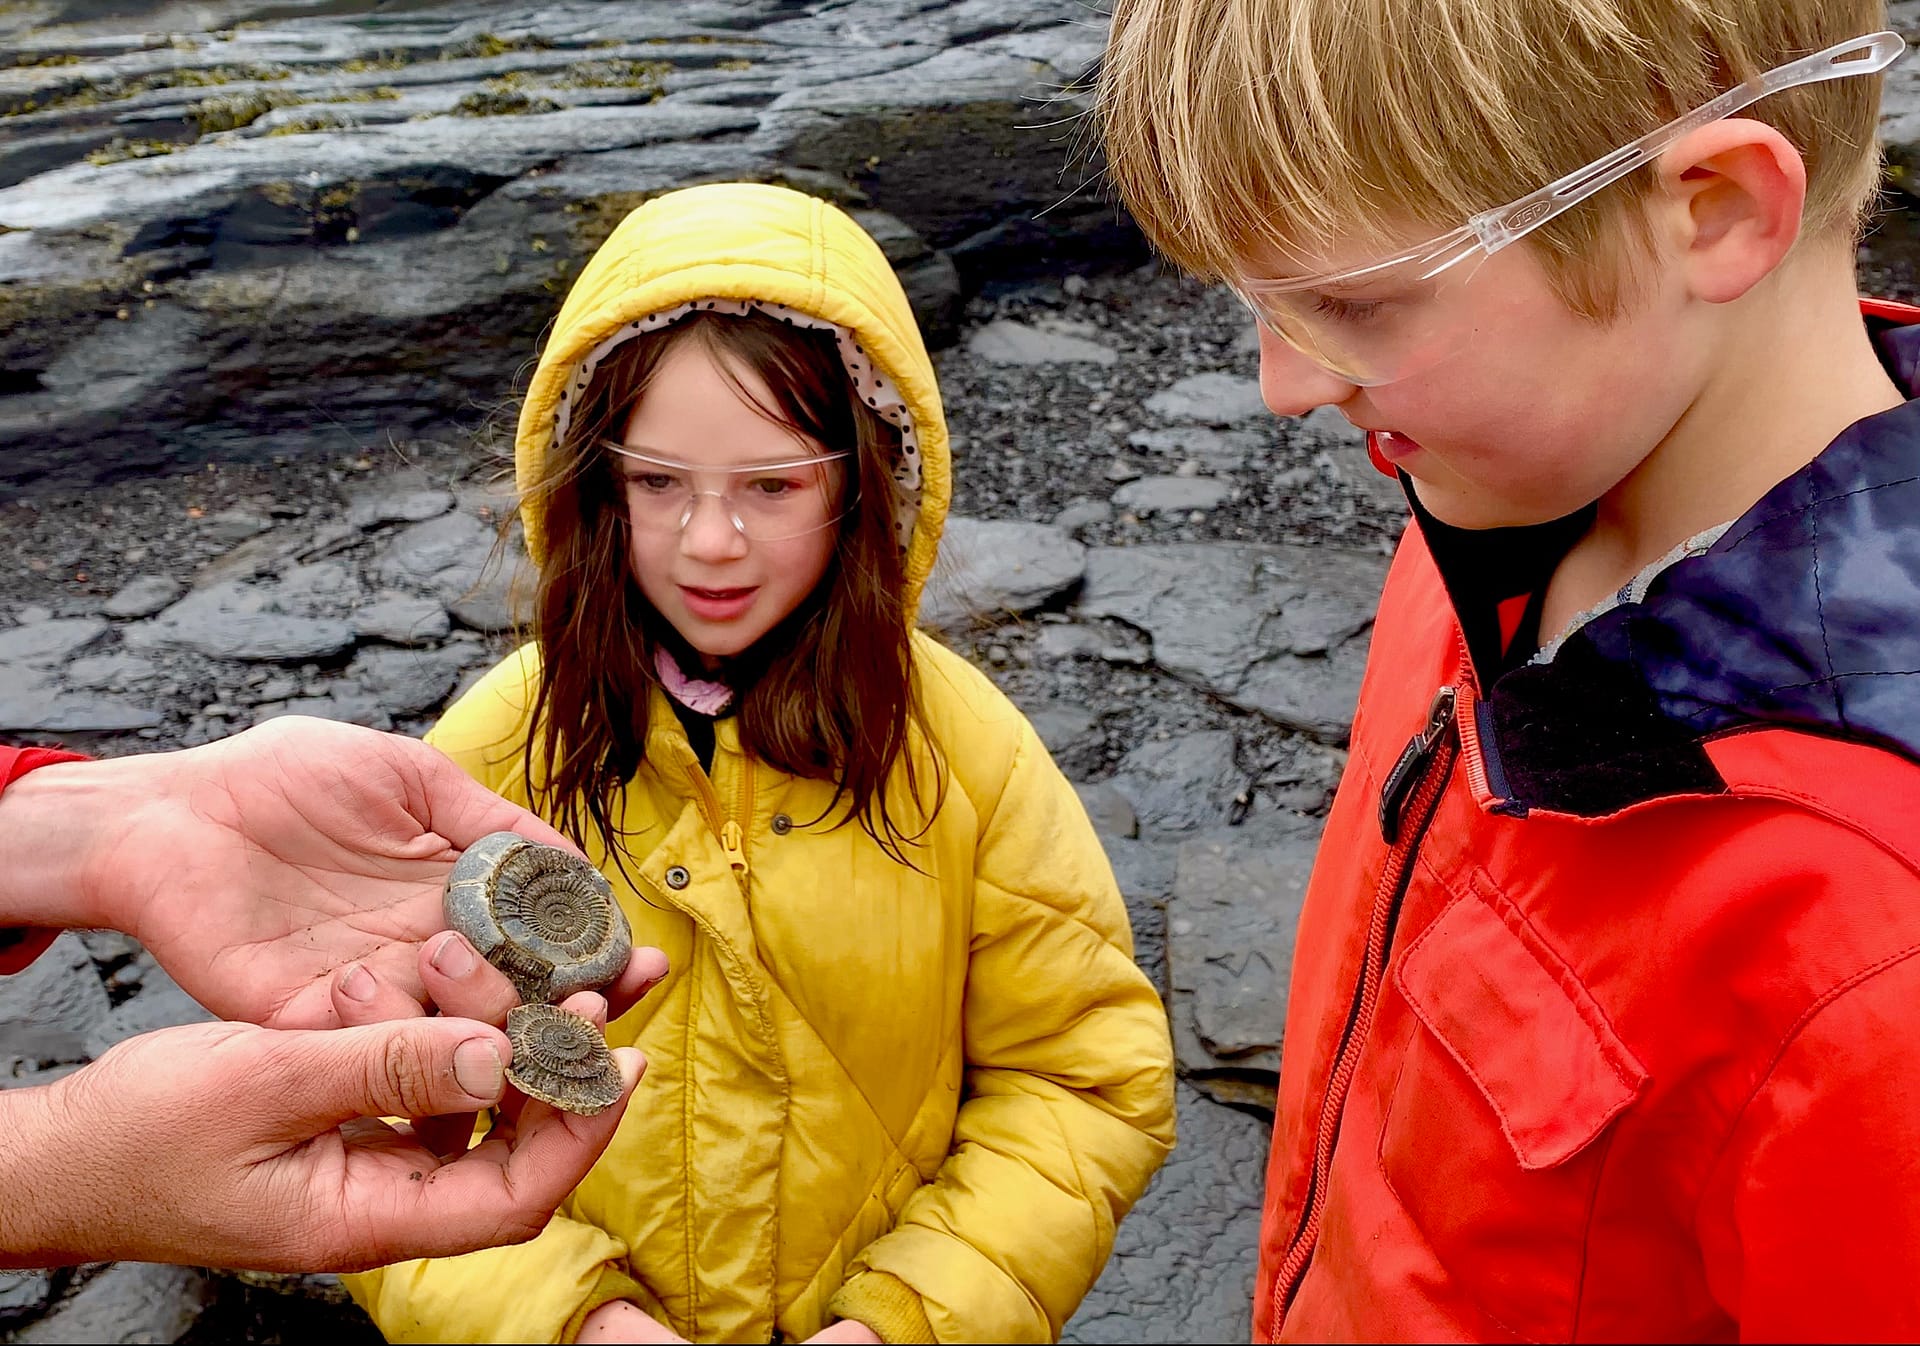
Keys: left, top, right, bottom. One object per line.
{"left": 1654, "top": 117, "right": 1808, "bottom": 305}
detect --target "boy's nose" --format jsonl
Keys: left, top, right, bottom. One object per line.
{"left": 678, "top": 492, "right": 751, "bottom": 562}
{"left": 1256, "top": 324, "right": 1360, "bottom": 418}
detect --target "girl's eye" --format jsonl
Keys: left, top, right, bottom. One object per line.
{"left": 746, "top": 476, "right": 804, "bottom": 498}
{"left": 1310, "top": 293, "right": 1389, "bottom": 324}
{"left": 628, "top": 472, "right": 678, "bottom": 493}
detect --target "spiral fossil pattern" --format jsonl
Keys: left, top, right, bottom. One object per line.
{"left": 505, "top": 1004, "right": 624, "bottom": 1115}
{"left": 443, "top": 831, "right": 634, "bottom": 1114}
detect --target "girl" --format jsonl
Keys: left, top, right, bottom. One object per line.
{"left": 343, "top": 183, "right": 1175, "bottom": 1345}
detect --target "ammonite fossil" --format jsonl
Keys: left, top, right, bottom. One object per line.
{"left": 443, "top": 831, "right": 632, "bottom": 1006}
{"left": 504, "top": 1003, "right": 625, "bottom": 1116}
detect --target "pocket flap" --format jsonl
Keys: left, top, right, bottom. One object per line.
{"left": 1394, "top": 887, "right": 1649, "bottom": 1169}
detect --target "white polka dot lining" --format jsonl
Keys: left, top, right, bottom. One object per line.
{"left": 549, "top": 298, "right": 923, "bottom": 550}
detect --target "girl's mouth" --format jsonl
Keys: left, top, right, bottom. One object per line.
{"left": 679, "top": 585, "right": 758, "bottom": 621}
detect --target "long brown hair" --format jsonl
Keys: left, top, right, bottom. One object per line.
{"left": 519, "top": 308, "right": 942, "bottom": 869}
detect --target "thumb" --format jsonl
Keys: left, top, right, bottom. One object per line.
{"left": 252, "top": 1019, "right": 512, "bottom": 1134}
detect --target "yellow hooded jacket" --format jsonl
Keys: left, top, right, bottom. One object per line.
{"left": 343, "top": 184, "right": 1175, "bottom": 1344}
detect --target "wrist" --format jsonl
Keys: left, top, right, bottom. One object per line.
{"left": 0, "top": 761, "right": 124, "bottom": 932}
{"left": 0, "top": 1072, "right": 92, "bottom": 1267}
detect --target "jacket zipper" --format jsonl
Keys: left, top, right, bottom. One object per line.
{"left": 1270, "top": 684, "right": 1460, "bottom": 1334}
{"left": 684, "top": 752, "right": 753, "bottom": 886}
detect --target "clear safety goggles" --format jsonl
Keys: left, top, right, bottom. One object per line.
{"left": 1231, "top": 30, "right": 1907, "bottom": 387}
{"left": 602, "top": 443, "right": 854, "bottom": 542}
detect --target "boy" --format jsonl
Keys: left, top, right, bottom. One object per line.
{"left": 1101, "top": 1, "right": 1920, "bottom": 1339}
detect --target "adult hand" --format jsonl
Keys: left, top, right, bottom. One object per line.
{"left": 0, "top": 716, "right": 667, "bottom": 1028}
{"left": 0, "top": 1016, "right": 645, "bottom": 1272}
{"left": 804, "top": 1321, "right": 886, "bottom": 1344}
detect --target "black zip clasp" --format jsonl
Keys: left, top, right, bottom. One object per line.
{"left": 1378, "top": 685, "right": 1459, "bottom": 844}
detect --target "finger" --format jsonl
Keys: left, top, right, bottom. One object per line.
{"left": 350, "top": 1047, "right": 646, "bottom": 1261}
{"left": 255, "top": 1018, "right": 514, "bottom": 1136}
{"left": 331, "top": 961, "right": 431, "bottom": 1027}
{"left": 417, "top": 932, "right": 521, "bottom": 1025}
{"left": 602, "top": 947, "right": 671, "bottom": 1021}
{"left": 402, "top": 738, "right": 584, "bottom": 857}
{"left": 411, "top": 1110, "right": 483, "bottom": 1164}
{"left": 555, "top": 991, "right": 608, "bottom": 1030}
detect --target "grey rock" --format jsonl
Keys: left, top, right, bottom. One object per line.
{"left": 966, "top": 319, "right": 1118, "bottom": 366}
{"left": 352, "top": 591, "right": 453, "bottom": 646}
{"left": 347, "top": 488, "right": 455, "bottom": 531}
{"left": 0, "top": 675, "right": 164, "bottom": 733}
{"left": 0, "top": 617, "right": 107, "bottom": 666}
{"left": 1127, "top": 425, "right": 1269, "bottom": 473}
{"left": 1075, "top": 780, "right": 1139, "bottom": 840}
{"left": 200, "top": 509, "right": 272, "bottom": 547}
{"left": 346, "top": 644, "right": 469, "bottom": 718}
{"left": 103, "top": 576, "right": 185, "bottom": 620}
{"left": 84, "top": 964, "right": 216, "bottom": 1058}
{"left": 1112, "top": 476, "right": 1231, "bottom": 515}
{"left": 15, "top": 1261, "right": 211, "bottom": 1345}
{"left": 1024, "top": 699, "right": 1103, "bottom": 779}
{"left": 0, "top": 1269, "right": 53, "bottom": 1323}
{"left": 1061, "top": 1084, "right": 1266, "bottom": 1345}
{"left": 375, "top": 511, "right": 529, "bottom": 633}
{"left": 920, "top": 516, "right": 1086, "bottom": 632}
{"left": 1167, "top": 818, "right": 1318, "bottom": 1084}
{"left": 1077, "top": 544, "right": 1387, "bottom": 741}
{"left": 1101, "top": 834, "right": 1175, "bottom": 992}
{"left": 125, "top": 573, "right": 359, "bottom": 662}
{"left": 1109, "top": 731, "right": 1243, "bottom": 834}
{"left": 255, "top": 690, "right": 393, "bottom": 732}
{"left": 1033, "top": 623, "right": 1108, "bottom": 662}
{"left": 11, "top": 606, "right": 52, "bottom": 626}
{"left": 0, "top": 933, "right": 109, "bottom": 1069}
{"left": 1144, "top": 371, "right": 1269, "bottom": 425}
{"left": 1050, "top": 498, "right": 1114, "bottom": 533}
{"left": 75, "top": 928, "right": 144, "bottom": 967}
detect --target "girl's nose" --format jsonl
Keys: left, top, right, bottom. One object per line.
{"left": 679, "top": 492, "right": 751, "bottom": 562}
{"left": 1256, "top": 324, "right": 1361, "bottom": 418}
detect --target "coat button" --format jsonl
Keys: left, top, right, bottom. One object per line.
{"left": 664, "top": 865, "right": 690, "bottom": 890}
{"left": 771, "top": 813, "right": 792, "bottom": 835}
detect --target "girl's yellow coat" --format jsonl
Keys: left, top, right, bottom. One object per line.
{"left": 343, "top": 185, "right": 1175, "bottom": 1344}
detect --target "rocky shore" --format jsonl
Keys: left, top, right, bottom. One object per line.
{"left": 6, "top": 1, "right": 1920, "bottom": 1342}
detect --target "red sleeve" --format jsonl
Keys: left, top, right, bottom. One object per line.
{"left": 1696, "top": 950, "right": 1920, "bottom": 1341}
{"left": 0, "top": 746, "right": 93, "bottom": 975}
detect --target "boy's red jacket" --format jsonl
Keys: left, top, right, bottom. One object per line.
{"left": 0, "top": 745, "right": 89, "bottom": 974}
{"left": 1255, "top": 302, "right": 1920, "bottom": 1342}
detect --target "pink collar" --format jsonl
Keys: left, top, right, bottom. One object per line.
{"left": 654, "top": 645, "right": 734, "bottom": 717}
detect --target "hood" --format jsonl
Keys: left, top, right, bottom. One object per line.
{"left": 514, "top": 182, "right": 951, "bottom": 617}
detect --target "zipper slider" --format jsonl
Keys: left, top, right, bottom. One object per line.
{"left": 1378, "top": 686, "right": 1459, "bottom": 844}
{"left": 720, "top": 818, "right": 749, "bottom": 879}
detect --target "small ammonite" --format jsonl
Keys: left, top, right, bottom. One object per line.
{"left": 444, "top": 832, "right": 632, "bottom": 1005}
{"left": 504, "top": 1003, "right": 624, "bottom": 1116}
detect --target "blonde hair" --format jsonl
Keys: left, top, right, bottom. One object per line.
{"left": 1099, "top": 0, "right": 1890, "bottom": 317}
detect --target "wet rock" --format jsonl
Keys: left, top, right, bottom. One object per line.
{"left": 1101, "top": 834, "right": 1175, "bottom": 992}
{"left": 103, "top": 576, "right": 185, "bottom": 620}
{"left": 0, "top": 676, "right": 165, "bottom": 733}
{"left": 1023, "top": 699, "right": 1104, "bottom": 779}
{"left": 0, "top": 617, "right": 107, "bottom": 666}
{"left": 920, "top": 516, "right": 1086, "bottom": 632}
{"left": 351, "top": 591, "right": 452, "bottom": 646}
{"left": 15, "top": 1262, "right": 211, "bottom": 1345}
{"left": 373, "top": 511, "right": 528, "bottom": 633}
{"left": 125, "top": 576, "right": 358, "bottom": 662}
{"left": 83, "top": 964, "right": 216, "bottom": 1059}
{"left": 1166, "top": 818, "right": 1318, "bottom": 1093}
{"left": 1075, "top": 781, "right": 1139, "bottom": 840}
{"left": 1062, "top": 1083, "right": 1266, "bottom": 1345}
{"left": 0, "top": 1271, "right": 54, "bottom": 1325}
{"left": 1077, "top": 544, "right": 1386, "bottom": 742}
{"left": 1144, "top": 371, "right": 1269, "bottom": 425}
{"left": 966, "top": 319, "right": 1118, "bottom": 365}
{"left": 346, "top": 644, "right": 469, "bottom": 718}
{"left": 346, "top": 488, "right": 455, "bottom": 531}
{"left": 1108, "top": 730, "right": 1243, "bottom": 834}
{"left": 1112, "top": 476, "right": 1231, "bottom": 515}
{"left": 0, "top": 933, "right": 109, "bottom": 1071}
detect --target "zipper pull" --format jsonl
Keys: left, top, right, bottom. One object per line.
{"left": 720, "top": 819, "right": 749, "bottom": 879}
{"left": 1378, "top": 686, "right": 1459, "bottom": 844}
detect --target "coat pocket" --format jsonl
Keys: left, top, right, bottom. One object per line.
{"left": 1378, "top": 882, "right": 1649, "bottom": 1340}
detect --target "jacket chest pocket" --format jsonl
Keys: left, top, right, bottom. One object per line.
{"left": 1378, "top": 882, "right": 1648, "bottom": 1342}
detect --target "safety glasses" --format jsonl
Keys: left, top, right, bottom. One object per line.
{"left": 602, "top": 443, "right": 854, "bottom": 542}
{"left": 1232, "top": 30, "right": 1907, "bottom": 386}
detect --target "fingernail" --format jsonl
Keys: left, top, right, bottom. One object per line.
{"left": 338, "top": 963, "right": 375, "bottom": 1002}
{"left": 454, "top": 1037, "right": 504, "bottom": 1102}
{"left": 431, "top": 931, "right": 477, "bottom": 978}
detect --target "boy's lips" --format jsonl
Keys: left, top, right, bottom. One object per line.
{"left": 678, "top": 584, "right": 758, "bottom": 620}
{"left": 1368, "top": 430, "right": 1424, "bottom": 465}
